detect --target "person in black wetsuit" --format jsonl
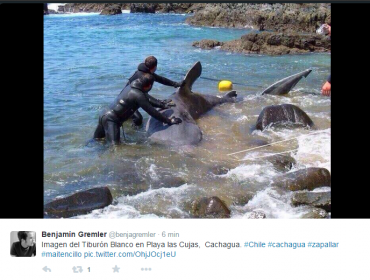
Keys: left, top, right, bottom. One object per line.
{"left": 127, "top": 56, "right": 184, "bottom": 127}
{"left": 94, "top": 74, "right": 182, "bottom": 145}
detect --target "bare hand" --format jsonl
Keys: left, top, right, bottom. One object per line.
{"left": 321, "top": 81, "right": 331, "bottom": 96}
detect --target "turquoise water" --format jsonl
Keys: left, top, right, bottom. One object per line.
{"left": 44, "top": 13, "right": 331, "bottom": 218}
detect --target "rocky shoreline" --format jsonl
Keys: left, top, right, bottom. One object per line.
{"left": 45, "top": 3, "right": 331, "bottom": 56}
{"left": 193, "top": 31, "right": 331, "bottom": 55}
{"left": 185, "top": 3, "right": 330, "bottom": 33}
{"left": 45, "top": 3, "right": 331, "bottom": 34}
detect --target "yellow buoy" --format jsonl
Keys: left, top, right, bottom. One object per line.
{"left": 218, "top": 80, "right": 233, "bottom": 92}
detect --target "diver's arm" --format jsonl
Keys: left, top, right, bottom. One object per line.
{"left": 146, "top": 93, "right": 175, "bottom": 109}
{"left": 136, "top": 94, "right": 172, "bottom": 124}
{"left": 153, "top": 73, "right": 180, "bottom": 87}
{"left": 147, "top": 94, "right": 164, "bottom": 108}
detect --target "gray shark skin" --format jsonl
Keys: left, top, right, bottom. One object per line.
{"left": 146, "top": 61, "right": 237, "bottom": 146}
{"left": 261, "top": 69, "right": 312, "bottom": 95}
{"left": 256, "top": 104, "right": 314, "bottom": 131}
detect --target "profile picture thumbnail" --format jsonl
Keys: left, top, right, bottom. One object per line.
{"left": 10, "top": 231, "right": 36, "bottom": 257}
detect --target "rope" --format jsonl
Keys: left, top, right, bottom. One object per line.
{"left": 236, "top": 149, "right": 299, "bottom": 162}
{"left": 227, "top": 130, "right": 330, "bottom": 156}
{"left": 167, "top": 70, "right": 262, "bottom": 88}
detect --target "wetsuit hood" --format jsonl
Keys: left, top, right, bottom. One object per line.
{"left": 138, "top": 63, "right": 151, "bottom": 73}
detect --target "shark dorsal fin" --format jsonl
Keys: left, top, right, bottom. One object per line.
{"left": 183, "top": 61, "right": 202, "bottom": 91}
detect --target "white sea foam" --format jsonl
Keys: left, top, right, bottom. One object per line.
{"left": 48, "top": 12, "right": 100, "bottom": 17}
{"left": 76, "top": 184, "right": 193, "bottom": 219}
{"left": 221, "top": 163, "right": 278, "bottom": 184}
{"left": 231, "top": 188, "right": 308, "bottom": 219}
{"left": 48, "top": 3, "right": 65, "bottom": 12}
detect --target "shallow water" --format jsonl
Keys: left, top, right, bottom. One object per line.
{"left": 44, "top": 13, "right": 331, "bottom": 219}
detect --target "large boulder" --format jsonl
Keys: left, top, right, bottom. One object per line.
{"left": 267, "top": 154, "right": 296, "bottom": 172}
{"left": 192, "top": 40, "right": 223, "bottom": 49}
{"left": 275, "top": 168, "right": 331, "bottom": 191}
{"left": 190, "top": 196, "right": 231, "bottom": 218}
{"left": 100, "top": 5, "right": 122, "bottom": 15}
{"left": 292, "top": 191, "right": 331, "bottom": 211}
{"left": 130, "top": 4, "right": 157, "bottom": 13}
{"left": 44, "top": 187, "right": 113, "bottom": 218}
{"left": 256, "top": 104, "right": 314, "bottom": 130}
{"left": 156, "top": 3, "right": 194, "bottom": 13}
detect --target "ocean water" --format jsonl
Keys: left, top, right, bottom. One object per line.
{"left": 44, "top": 12, "right": 331, "bottom": 219}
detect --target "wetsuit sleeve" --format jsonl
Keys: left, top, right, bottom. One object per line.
{"left": 147, "top": 94, "right": 164, "bottom": 108}
{"left": 136, "top": 93, "right": 171, "bottom": 124}
{"left": 153, "top": 73, "right": 177, "bottom": 87}
{"left": 327, "top": 75, "right": 331, "bottom": 84}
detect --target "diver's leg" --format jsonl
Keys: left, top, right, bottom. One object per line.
{"left": 103, "top": 117, "right": 120, "bottom": 145}
{"left": 93, "top": 117, "right": 105, "bottom": 139}
{"left": 131, "top": 110, "right": 143, "bottom": 127}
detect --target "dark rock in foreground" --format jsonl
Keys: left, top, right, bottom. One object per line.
{"left": 268, "top": 154, "right": 296, "bottom": 172}
{"left": 193, "top": 31, "right": 330, "bottom": 55}
{"left": 100, "top": 5, "right": 122, "bottom": 16}
{"left": 209, "top": 165, "right": 230, "bottom": 176}
{"left": 256, "top": 104, "right": 314, "bottom": 131}
{"left": 292, "top": 191, "right": 331, "bottom": 212}
{"left": 191, "top": 196, "right": 231, "bottom": 218}
{"left": 44, "top": 187, "right": 113, "bottom": 218}
{"left": 275, "top": 168, "right": 331, "bottom": 191}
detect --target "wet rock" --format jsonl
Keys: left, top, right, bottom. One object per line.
{"left": 256, "top": 104, "right": 314, "bottom": 130}
{"left": 190, "top": 196, "right": 231, "bottom": 218}
{"left": 275, "top": 168, "right": 331, "bottom": 191}
{"left": 247, "top": 211, "right": 267, "bottom": 219}
{"left": 302, "top": 208, "right": 328, "bottom": 219}
{"left": 268, "top": 154, "right": 296, "bottom": 172}
{"left": 192, "top": 40, "right": 223, "bottom": 49}
{"left": 130, "top": 4, "right": 157, "bottom": 13}
{"left": 152, "top": 177, "right": 186, "bottom": 189}
{"left": 100, "top": 5, "right": 122, "bottom": 15}
{"left": 44, "top": 187, "right": 113, "bottom": 218}
{"left": 194, "top": 31, "right": 330, "bottom": 55}
{"left": 292, "top": 191, "right": 331, "bottom": 212}
{"left": 209, "top": 166, "right": 230, "bottom": 175}
{"left": 232, "top": 192, "right": 255, "bottom": 206}
{"left": 57, "top": 5, "right": 65, "bottom": 13}
{"left": 156, "top": 3, "right": 194, "bottom": 13}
